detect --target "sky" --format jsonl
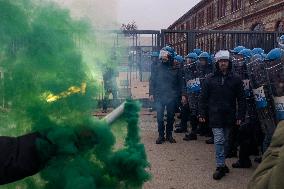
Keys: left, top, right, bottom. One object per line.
{"left": 54, "top": 0, "right": 200, "bottom": 30}
{"left": 117, "top": 0, "right": 200, "bottom": 30}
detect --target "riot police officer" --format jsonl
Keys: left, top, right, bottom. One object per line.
{"left": 225, "top": 48, "right": 252, "bottom": 158}
{"left": 149, "top": 51, "right": 160, "bottom": 112}
{"left": 180, "top": 52, "right": 200, "bottom": 140}
{"left": 278, "top": 34, "right": 284, "bottom": 49}
{"left": 174, "top": 55, "right": 190, "bottom": 133}
{"left": 261, "top": 48, "right": 284, "bottom": 151}
{"left": 193, "top": 48, "right": 203, "bottom": 56}
{"left": 231, "top": 46, "right": 246, "bottom": 55}
{"left": 197, "top": 52, "right": 214, "bottom": 141}
{"left": 232, "top": 49, "right": 262, "bottom": 168}
{"left": 149, "top": 46, "right": 183, "bottom": 144}
{"left": 182, "top": 52, "right": 214, "bottom": 141}
{"left": 252, "top": 48, "right": 265, "bottom": 56}
{"left": 248, "top": 42, "right": 284, "bottom": 189}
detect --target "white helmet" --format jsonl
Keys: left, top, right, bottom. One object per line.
{"left": 215, "top": 50, "right": 230, "bottom": 62}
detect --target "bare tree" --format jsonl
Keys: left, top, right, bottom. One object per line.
{"left": 121, "top": 21, "right": 138, "bottom": 36}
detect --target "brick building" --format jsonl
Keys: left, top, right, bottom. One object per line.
{"left": 169, "top": 0, "right": 284, "bottom": 32}
{"left": 166, "top": 0, "right": 284, "bottom": 54}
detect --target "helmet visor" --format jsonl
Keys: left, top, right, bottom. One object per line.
{"left": 159, "top": 50, "right": 170, "bottom": 61}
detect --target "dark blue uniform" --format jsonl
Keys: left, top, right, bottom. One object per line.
{"left": 182, "top": 62, "right": 213, "bottom": 139}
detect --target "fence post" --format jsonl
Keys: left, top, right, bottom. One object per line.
{"left": 160, "top": 30, "right": 165, "bottom": 48}
{"left": 187, "top": 31, "right": 196, "bottom": 53}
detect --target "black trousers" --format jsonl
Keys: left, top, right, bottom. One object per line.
{"left": 238, "top": 120, "right": 262, "bottom": 163}
{"left": 179, "top": 103, "right": 190, "bottom": 130}
{"left": 227, "top": 125, "right": 239, "bottom": 155}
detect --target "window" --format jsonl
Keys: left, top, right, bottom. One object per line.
{"left": 192, "top": 16, "right": 197, "bottom": 29}
{"left": 186, "top": 20, "right": 191, "bottom": 30}
{"left": 276, "top": 21, "right": 284, "bottom": 32}
{"left": 252, "top": 23, "right": 264, "bottom": 31}
{"left": 217, "top": 0, "right": 226, "bottom": 19}
{"left": 231, "top": 0, "right": 241, "bottom": 12}
{"left": 249, "top": 0, "right": 263, "bottom": 4}
{"left": 198, "top": 11, "right": 205, "bottom": 28}
{"left": 207, "top": 4, "right": 214, "bottom": 24}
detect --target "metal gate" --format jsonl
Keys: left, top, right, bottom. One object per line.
{"left": 116, "top": 30, "right": 160, "bottom": 81}
{"left": 161, "top": 29, "right": 284, "bottom": 56}
{"left": 112, "top": 30, "right": 160, "bottom": 100}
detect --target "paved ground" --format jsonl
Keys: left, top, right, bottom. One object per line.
{"left": 113, "top": 71, "right": 256, "bottom": 189}
{"left": 139, "top": 111, "right": 255, "bottom": 189}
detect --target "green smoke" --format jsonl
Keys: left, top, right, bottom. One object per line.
{"left": 0, "top": 0, "right": 150, "bottom": 188}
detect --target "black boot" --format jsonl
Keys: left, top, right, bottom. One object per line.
{"left": 254, "top": 157, "right": 262, "bottom": 163}
{"left": 174, "top": 127, "right": 187, "bottom": 133}
{"left": 205, "top": 137, "right": 214, "bottom": 144}
{"left": 226, "top": 150, "right": 238, "bottom": 158}
{"left": 156, "top": 136, "right": 165, "bottom": 144}
{"left": 213, "top": 167, "right": 226, "bottom": 180}
{"left": 166, "top": 135, "right": 176, "bottom": 143}
{"left": 232, "top": 160, "right": 252, "bottom": 168}
{"left": 224, "top": 165, "right": 230, "bottom": 173}
{"left": 183, "top": 133, "right": 197, "bottom": 141}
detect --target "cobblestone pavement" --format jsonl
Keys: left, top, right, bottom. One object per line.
{"left": 140, "top": 111, "right": 255, "bottom": 189}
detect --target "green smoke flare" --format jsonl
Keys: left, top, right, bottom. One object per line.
{"left": 0, "top": 0, "right": 150, "bottom": 188}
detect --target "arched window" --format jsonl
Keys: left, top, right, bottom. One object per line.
{"left": 252, "top": 23, "right": 264, "bottom": 31}
{"left": 276, "top": 21, "right": 284, "bottom": 32}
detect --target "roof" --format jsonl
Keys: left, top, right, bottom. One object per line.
{"left": 168, "top": 0, "right": 211, "bottom": 29}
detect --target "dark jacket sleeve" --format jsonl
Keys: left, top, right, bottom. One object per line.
{"left": 178, "top": 68, "right": 185, "bottom": 97}
{"left": 198, "top": 78, "right": 210, "bottom": 118}
{"left": 236, "top": 79, "right": 246, "bottom": 120}
{"left": 0, "top": 133, "right": 47, "bottom": 185}
{"left": 180, "top": 69, "right": 187, "bottom": 96}
{"left": 149, "top": 63, "right": 157, "bottom": 96}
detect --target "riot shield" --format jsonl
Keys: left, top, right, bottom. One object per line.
{"left": 232, "top": 57, "right": 253, "bottom": 98}
{"left": 266, "top": 57, "right": 284, "bottom": 121}
{"left": 247, "top": 57, "right": 276, "bottom": 121}
{"left": 183, "top": 61, "right": 200, "bottom": 94}
{"left": 183, "top": 61, "right": 200, "bottom": 116}
{"left": 232, "top": 57, "right": 248, "bottom": 80}
{"left": 197, "top": 63, "right": 214, "bottom": 86}
{"left": 247, "top": 57, "right": 268, "bottom": 89}
{"left": 248, "top": 57, "right": 277, "bottom": 152}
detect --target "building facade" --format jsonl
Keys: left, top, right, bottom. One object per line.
{"left": 169, "top": 0, "right": 284, "bottom": 32}
{"left": 166, "top": 0, "right": 284, "bottom": 54}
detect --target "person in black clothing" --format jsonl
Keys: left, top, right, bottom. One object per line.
{"left": 196, "top": 52, "right": 214, "bottom": 142}
{"left": 174, "top": 55, "right": 190, "bottom": 134}
{"left": 199, "top": 50, "right": 246, "bottom": 180}
{"left": 177, "top": 53, "right": 199, "bottom": 137}
{"left": 231, "top": 49, "right": 261, "bottom": 168}
{"left": 149, "top": 46, "right": 183, "bottom": 144}
{"left": 0, "top": 124, "right": 98, "bottom": 185}
{"left": 181, "top": 52, "right": 213, "bottom": 141}
{"left": 0, "top": 133, "right": 46, "bottom": 185}
{"left": 102, "top": 67, "right": 118, "bottom": 113}
{"left": 149, "top": 51, "right": 160, "bottom": 112}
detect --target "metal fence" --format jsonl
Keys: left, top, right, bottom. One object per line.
{"left": 160, "top": 29, "right": 284, "bottom": 56}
